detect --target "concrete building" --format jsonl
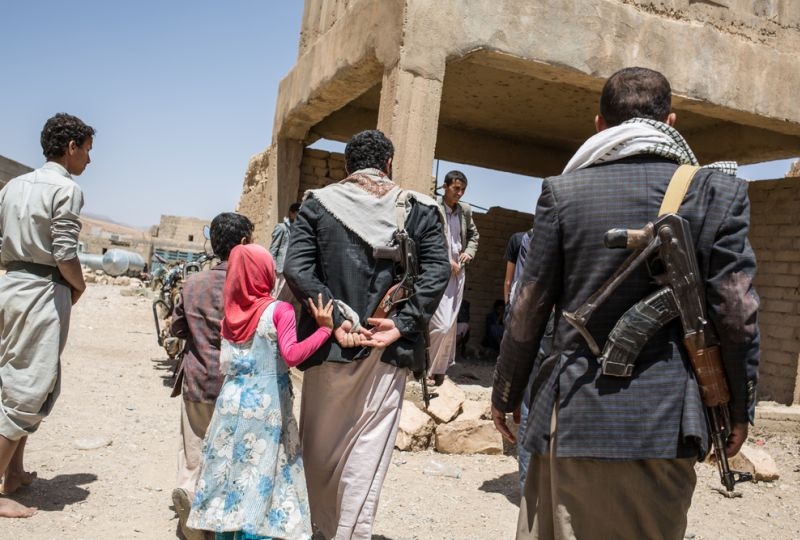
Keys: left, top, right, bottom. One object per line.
{"left": 150, "top": 215, "right": 211, "bottom": 268}
{"left": 0, "top": 155, "right": 33, "bottom": 190}
{"left": 79, "top": 216, "right": 152, "bottom": 261}
{"left": 239, "top": 0, "right": 800, "bottom": 400}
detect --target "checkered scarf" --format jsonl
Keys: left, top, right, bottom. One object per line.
{"left": 563, "top": 118, "right": 737, "bottom": 175}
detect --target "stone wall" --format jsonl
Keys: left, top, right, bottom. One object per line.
{"left": 299, "top": 148, "right": 347, "bottom": 192}
{"left": 151, "top": 215, "right": 210, "bottom": 259}
{"left": 466, "top": 208, "right": 534, "bottom": 350}
{"left": 748, "top": 177, "right": 800, "bottom": 404}
{"left": 238, "top": 150, "right": 272, "bottom": 245}
{"left": 152, "top": 215, "right": 208, "bottom": 247}
{"left": 79, "top": 216, "right": 152, "bottom": 261}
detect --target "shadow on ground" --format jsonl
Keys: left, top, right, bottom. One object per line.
{"left": 479, "top": 471, "right": 519, "bottom": 505}
{"left": 152, "top": 356, "right": 180, "bottom": 388}
{"left": 448, "top": 356, "right": 497, "bottom": 389}
{"left": 10, "top": 472, "right": 97, "bottom": 511}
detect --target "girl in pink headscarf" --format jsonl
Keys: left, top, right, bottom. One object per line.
{"left": 188, "top": 243, "right": 331, "bottom": 540}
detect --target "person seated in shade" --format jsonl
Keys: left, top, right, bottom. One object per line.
{"left": 482, "top": 299, "right": 505, "bottom": 351}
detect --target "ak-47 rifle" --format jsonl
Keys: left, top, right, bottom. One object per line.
{"left": 373, "top": 230, "right": 434, "bottom": 408}
{"left": 563, "top": 213, "right": 752, "bottom": 494}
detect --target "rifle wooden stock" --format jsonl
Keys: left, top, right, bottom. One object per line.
{"left": 372, "top": 282, "right": 407, "bottom": 319}
{"left": 686, "top": 343, "right": 730, "bottom": 408}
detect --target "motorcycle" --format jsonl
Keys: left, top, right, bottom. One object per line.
{"left": 151, "top": 229, "right": 218, "bottom": 359}
{"left": 151, "top": 255, "right": 186, "bottom": 359}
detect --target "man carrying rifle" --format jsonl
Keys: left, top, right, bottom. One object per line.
{"left": 284, "top": 129, "right": 449, "bottom": 540}
{"left": 491, "top": 67, "right": 759, "bottom": 539}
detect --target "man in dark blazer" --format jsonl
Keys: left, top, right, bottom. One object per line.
{"left": 492, "top": 67, "right": 759, "bottom": 539}
{"left": 284, "top": 129, "right": 449, "bottom": 539}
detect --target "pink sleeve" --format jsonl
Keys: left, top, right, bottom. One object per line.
{"left": 273, "top": 301, "right": 332, "bottom": 368}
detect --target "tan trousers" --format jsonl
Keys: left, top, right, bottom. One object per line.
{"left": 176, "top": 399, "right": 215, "bottom": 498}
{"left": 300, "top": 350, "right": 406, "bottom": 540}
{"left": 518, "top": 454, "right": 697, "bottom": 540}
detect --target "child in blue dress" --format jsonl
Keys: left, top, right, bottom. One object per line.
{"left": 188, "top": 243, "right": 333, "bottom": 540}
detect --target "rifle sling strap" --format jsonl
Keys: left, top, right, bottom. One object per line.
{"left": 659, "top": 164, "right": 700, "bottom": 216}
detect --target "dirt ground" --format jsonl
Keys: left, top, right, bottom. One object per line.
{"left": 3, "top": 283, "right": 800, "bottom": 539}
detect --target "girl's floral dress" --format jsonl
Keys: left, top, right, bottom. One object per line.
{"left": 187, "top": 302, "right": 311, "bottom": 539}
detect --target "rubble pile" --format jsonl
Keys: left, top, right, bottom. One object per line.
{"left": 397, "top": 379, "right": 503, "bottom": 455}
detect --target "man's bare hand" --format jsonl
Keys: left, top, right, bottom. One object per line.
{"left": 363, "top": 317, "right": 402, "bottom": 348}
{"left": 726, "top": 422, "right": 749, "bottom": 457}
{"left": 450, "top": 261, "right": 461, "bottom": 277}
{"left": 334, "top": 320, "right": 372, "bottom": 348}
{"left": 458, "top": 253, "right": 472, "bottom": 266}
{"left": 491, "top": 405, "right": 520, "bottom": 444}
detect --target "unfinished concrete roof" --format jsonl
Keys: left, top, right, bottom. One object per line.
{"left": 276, "top": 0, "right": 800, "bottom": 179}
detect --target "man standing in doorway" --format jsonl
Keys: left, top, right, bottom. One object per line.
{"left": 284, "top": 129, "right": 449, "bottom": 539}
{"left": 492, "top": 67, "right": 759, "bottom": 539}
{"left": 427, "top": 170, "right": 479, "bottom": 385}
{"left": 269, "top": 202, "right": 301, "bottom": 300}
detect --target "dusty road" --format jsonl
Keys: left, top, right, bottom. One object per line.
{"left": 3, "top": 283, "right": 800, "bottom": 539}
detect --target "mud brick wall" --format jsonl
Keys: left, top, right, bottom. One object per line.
{"left": 466, "top": 208, "right": 534, "bottom": 351}
{"left": 298, "top": 148, "right": 347, "bottom": 193}
{"left": 748, "top": 177, "right": 800, "bottom": 404}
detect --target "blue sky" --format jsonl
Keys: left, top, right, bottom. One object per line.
{"left": 1, "top": 2, "right": 795, "bottom": 227}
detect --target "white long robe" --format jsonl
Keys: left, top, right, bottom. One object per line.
{"left": 0, "top": 162, "right": 83, "bottom": 440}
{"left": 427, "top": 204, "right": 465, "bottom": 376}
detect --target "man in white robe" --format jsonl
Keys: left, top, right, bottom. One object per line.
{"left": 0, "top": 113, "right": 94, "bottom": 518}
{"left": 427, "top": 170, "right": 479, "bottom": 385}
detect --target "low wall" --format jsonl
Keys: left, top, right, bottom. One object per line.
{"left": 748, "top": 177, "right": 800, "bottom": 404}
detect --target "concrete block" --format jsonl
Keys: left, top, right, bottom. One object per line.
{"left": 435, "top": 419, "right": 503, "bottom": 455}
{"left": 396, "top": 400, "right": 435, "bottom": 451}
{"left": 728, "top": 444, "right": 780, "bottom": 482}
{"left": 304, "top": 148, "right": 330, "bottom": 159}
{"left": 426, "top": 379, "right": 465, "bottom": 423}
{"left": 458, "top": 399, "right": 491, "bottom": 421}
{"left": 302, "top": 157, "right": 328, "bottom": 168}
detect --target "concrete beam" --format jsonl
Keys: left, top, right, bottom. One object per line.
{"left": 435, "top": 125, "right": 571, "bottom": 178}
{"left": 377, "top": 66, "right": 444, "bottom": 194}
{"left": 273, "top": 0, "right": 404, "bottom": 142}
{"left": 309, "top": 105, "right": 378, "bottom": 144}
{"left": 685, "top": 123, "right": 800, "bottom": 165}
{"left": 402, "top": 0, "right": 800, "bottom": 134}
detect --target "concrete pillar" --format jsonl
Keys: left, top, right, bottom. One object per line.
{"left": 377, "top": 65, "right": 443, "bottom": 195}
{"left": 238, "top": 138, "right": 303, "bottom": 246}
{"left": 270, "top": 138, "right": 304, "bottom": 241}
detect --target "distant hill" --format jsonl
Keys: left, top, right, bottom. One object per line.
{"left": 82, "top": 212, "right": 152, "bottom": 232}
{"left": 81, "top": 214, "right": 151, "bottom": 239}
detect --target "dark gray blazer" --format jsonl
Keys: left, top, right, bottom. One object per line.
{"left": 284, "top": 195, "right": 450, "bottom": 375}
{"left": 492, "top": 156, "right": 760, "bottom": 460}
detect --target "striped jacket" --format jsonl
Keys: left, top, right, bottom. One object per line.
{"left": 170, "top": 262, "right": 227, "bottom": 403}
{"left": 492, "top": 156, "right": 760, "bottom": 460}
